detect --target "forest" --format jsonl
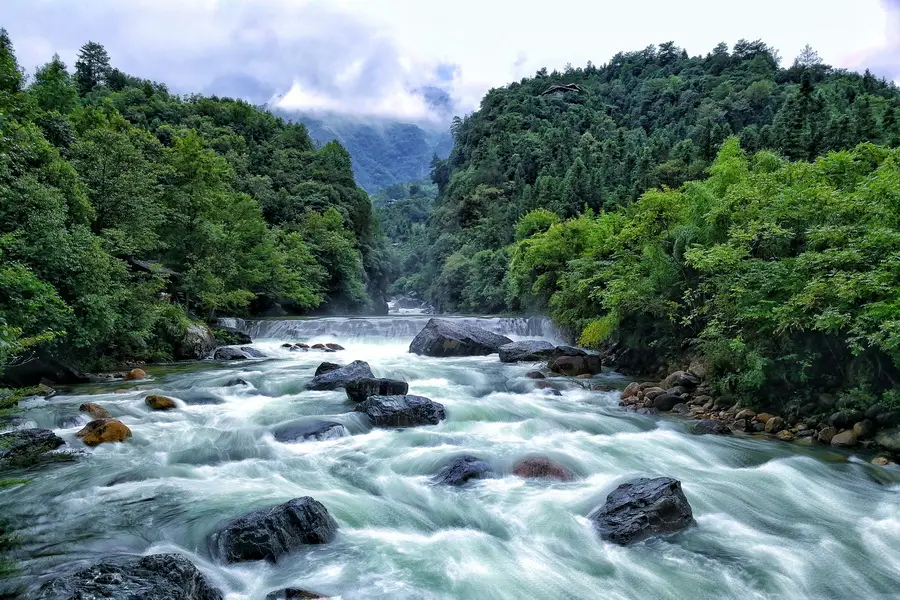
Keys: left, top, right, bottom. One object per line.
{"left": 0, "top": 33, "right": 391, "bottom": 378}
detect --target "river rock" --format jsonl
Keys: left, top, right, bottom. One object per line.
{"left": 660, "top": 371, "right": 700, "bottom": 390}
{"left": 691, "top": 419, "right": 731, "bottom": 435}
{"left": 764, "top": 416, "right": 785, "bottom": 433}
{"left": 314, "top": 362, "right": 342, "bottom": 376}
{"left": 409, "top": 318, "right": 512, "bottom": 357}
{"left": 550, "top": 354, "right": 602, "bottom": 376}
{"left": 872, "top": 456, "right": 891, "bottom": 466}
{"left": 499, "top": 340, "right": 556, "bottom": 363}
{"left": 307, "top": 361, "right": 374, "bottom": 390}
{"left": 512, "top": 456, "right": 575, "bottom": 481}
{"left": 775, "top": 430, "right": 794, "bottom": 441}
{"left": 731, "top": 419, "right": 747, "bottom": 432}
{"left": 755, "top": 413, "right": 773, "bottom": 423}
{"left": 273, "top": 420, "right": 349, "bottom": 443}
{"left": 853, "top": 419, "right": 874, "bottom": 439}
{"left": 622, "top": 382, "right": 641, "bottom": 399}
{"left": 356, "top": 395, "right": 446, "bottom": 427}
{"left": 643, "top": 387, "right": 665, "bottom": 401}
{"left": 817, "top": 426, "right": 837, "bottom": 444}
{"left": 325, "top": 343, "right": 345, "bottom": 351}
{"left": 433, "top": 455, "right": 494, "bottom": 486}
{"left": 0, "top": 428, "right": 65, "bottom": 466}
{"left": 79, "top": 402, "right": 111, "bottom": 419}
{"left": 240, "top": 347, "right": 266, "bottom": 358}
{"left": 652, "top": 393, "right": 681, "bottom": 412}
{"left": 1, "top": 353, "right": 89, "bottom": 387}
{"left": 225, "top": 378, "right": 249, "bottom": 387}
{"left": 526, "top": 371, "right": 546, "bottom": 379}
{"left": 875, "top": 427, "right": 900, "bottom": 452}
{"left": 123, "top": 368, "right": 147, "bottom": 381}
{"left": 876, "top": 410, "right": 900, "bottom": 428}
{"left": 735, "top": 409, "right": 756, "bottom": 421}
{"left": 145, "top": 395, "right": 177, "bottom": 410}
{"left": 266, "top": 589, "right": 327, "bottom": 600}
{"left": 345, "top": 378, "right": 409, "bottom": 402}
{"left": 311, "top": 343, "right": 326, "bottom": 350}
{"left": 76, "top": 419, "right": 132, "bottom": 446}
{"left": 589, "top": 477, "right": 694, "bottom": 545}
{"left": 34, "top": 553, "right": 224, "bottom": 600}
{"left": 211, "top": 496, "right": 337, "bottom": 563}
{"left": 281, "top": 343, "right": 293, "bottom": 348}
{"left": 214, "top": 326, "right": 252, "bottom": 346}
{"left": 830, "top": 430, "right": 858, "bottom": 447}
{"left": 214, "top": 347, "right": 247, "bottom": 361}
{"left": 177, "top": 324, "right": 217, "bottom": 360}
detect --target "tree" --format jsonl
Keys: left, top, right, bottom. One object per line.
{"left": 794, "top": 44, "right": 822, "bottom": 68}
{"left": 31, "top": 54, "right": 78, "bottom": 114}
{"left": 74, "top": 41, "right": 110, "bottom": 96}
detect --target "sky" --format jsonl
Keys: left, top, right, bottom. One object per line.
{"left": 2, "top": 0, "right": 899, "bottom": 124}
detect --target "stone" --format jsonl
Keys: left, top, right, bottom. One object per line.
{"left": 526, "top": 371, "right": 546, "bottom": 379}
{"left": 1, "top": 353, "right": 89, "bottom": 387}
{"left": 652, "top": 393, "right": 681, "bottom": 412}
{"left": 34, "top": 554, "right": 223, "bottom": 600}
{"left": 865, "top": 403, "right": 886, "bottom": 421}
{"left": 622, "top": 382, "right": 640, "bottom": 400}
{"left": 512, "top": 456, "right": 575, "bottom": 481}
{"left": 294, "top": 343, "right": 311, "bottom": 350}
{"left": 325, "top": 343, "right": 345, "bottom": 351}
{"left": 433, "top": 455, "right": 494, "bottom": 486}
{"left": 550, "top": 355, "right": 602, "bottom": 377}
{"left": 225, "top": 378, "right": 249, "bottom": 387}
{"left": 691, "top": 419, "right": 731, "bottom": 435}
{"left": 876, "top": 411, "right": 900, "bottom": 428}
{"left": 592, "top": 385, "right": 618, "bottom": 392}
{"left": 660, "top": 371, "right": 700, "bottom": 390}
{"left": 79, "top": 402, "right": 111, "bottom": 419}
{"left": 307, "top": 361, "right": 374, "bottom": 391}
{"left": 211, "top": 497, "right": 337, "bottom": 563}
{"left": 265, "top": 590, "right": 327, "bottom": 600}
{"left": 314, "top": 362, "right": 342, "bottom": 376}
{"left": 589, "top": 477, "right": 694, "bottom": 545}
{"left": 76, "top": 419, "right": 132, "bottom": 446}
{"left": 0, "top": 428, "right": 65, "bottom": 466}
{"left": 764, "top": 416, "right": 785, "bottom": 433}
{"left": 273, "top": 421, "right": 349, "bottom": 443}
{"left": 576, "top": 373, "right": 594, "bottom": 379}
{"left": 829, "top": 412, "right": 851, "bottom": 429}
{"left": 311, "top": 343, "right": 326, "bottom": 349}
{"left": 214, "top": 327, "right": 253, "bottom": 346}
{"left": 735, "top": 409, "right": 756, "bottom": 421}
{"left": 240, "top": 347, "right": 266, "bottom": 358}
{"left": 755, "top": 413, "right": 773, "bottom": 424}
{"left": 817, "top": 426, "right": 837, "bottom": 444}
{"left": 872, "top": 456, "right": 890, "bottom": 466}
{"left": 670, "top": 403, "right": 690, "bottom": 415}
{"left": 731, "top": 419, "right": 747, "bottom": 432}
{"left": 499, "top": 340, "right": 556, "bottom": 363}
{"left": 775, "top": 430, "right": 794, "bottom": 441}
{"left": 177, "top": 324, "right": 216, "bottom": 360}
{"left": 408, "top": 318, "right": 512, "bottom": 357}
{"left": 643, "top": 387, "right": 665, "bottom": 401}
{"left": 853, "top": 419, "right": 874, "bottom": 439}
{"left": 796, "top": 429, "right": 816, "bottom": 438}
{"left": 875, "top": 427, "right": 900, "bottom": 452}
{"left": 281, "top": 343, "right": 293, "bottom": 348}
{"left": 213, "top": 347, "right": 247, "bottom": 361}
{"left": 345, "top": 378, "right": 409, "bottom": 402}
{"left": 355, "top": 395, "right": 446, "bottom": 427}
{"left": 145, "top": 395, "right": 177, "bottom": 410}
{"left": 831, "top": 430, "right": 858, "bottom": 447}
{"left": 123, "top": 368, "right": 147, "bottom": 381}
{"left": 751, "top": 422, "right": 766, "bottom": 433}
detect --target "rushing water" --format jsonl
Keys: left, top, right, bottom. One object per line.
{"left": 3, "top": 316, "right": 900, "bottom": 599}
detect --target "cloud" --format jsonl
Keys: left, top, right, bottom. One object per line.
{"left": 856, "top": 0, "right": 900, "bottom": 81}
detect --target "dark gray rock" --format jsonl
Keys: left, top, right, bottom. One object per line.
{"left": 409, "top": 318, "right": 512, "bottom": 357}
{"left": 224, "top": 378, "right": 249, "bottom": 387}
{"left": 356, "top": 395, "right": 446, "bottom": 427}
{"left": 691, "top": 419, "right": 731, "bottom": 435}
{"left": 553, "top": 345, "right": 589, "bottom": 357}
{"left": 433, "top": 455, "right": 493, "bottom": 486}
{"left": 273, "top": 420, "right": 349, "bottom": 443}
{"left": 0, "top": 428, "right": 65, "bottom": 466}
{"left": 526, "top": 371, "right": 546, "bottom": 379}
{"left": 266, "top": 589, "right": 327, "bottom": 600}
{"left": 178, "top": 391, "right": 225, "bottom": 405}
{"left": 314, "top": 362, "right": 341, "bottom": 376}
{"left": 589, "top": 477, "right": 694, "bottom": 545}
{"left": 307, "top": 361, "right": 374, "bottom": 390}
{"left": 345, "top": 378, "right": 409, "bottom": 402}
{"left": 240, "top": 347, "right": 266, "bottom": 358}
{"left": 34, "top": 553, "right": 223, "bottom": 600}
{"left": 211, "top": 497, "right": 338, "bottom": 563}
{"left": 214, "top": 347, "right": 248, "bottom": 361}
{"left": 177, "top": 325, "right": 217, "bottom": 360}
{"left": 499, "top": 341, "right": 556, "bottom": 363}
{"left": 652, "top": 393, "right": 682, "bottom": 411}
{"left": 550, "top": 354, "right": 602, "bottom": 376}
{"left": 1, "top": 352, "right": 89, "bottom": 387}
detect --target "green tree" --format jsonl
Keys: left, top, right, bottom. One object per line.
{"left": 30, "top": 54, "right": 77, "bottom": 114}
{"left": 74, "top": 41, "right": 110, "bottom": 96}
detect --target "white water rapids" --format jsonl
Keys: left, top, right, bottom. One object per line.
{"left": 3, "top": 316, "right": 899, "bottom": 599}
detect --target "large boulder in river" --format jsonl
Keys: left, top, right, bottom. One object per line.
{"left": 273, "top": 420, "right": 349, "bottom": 443}
{"left": 356, "top": 395, "right": 446, "bottom": 427}
{"left": 76, "top": 419, "right": 132, "bottom": 446}
{"left": 512, "top": 456, "right": 575, "bottom": 481}
{"left": 35, "top": 553, "right": 223, "bottom": 600}
{"left": 214, "top": 347, "right": 247, "bottom": 361}
{"left": 307, "top": 360, "right": 374, "bottom": 390}
{"left": 499, "top": 341, "right": 556, "bottom": 363}
{"left": 409, "top": 318, "right": 512, "bottom": 357}
{"left": 345, "top": 378, "right": 409, "bottom": 402}
{"left": 550, "top": 354, "right": 602, "bottom": 377}
{"left": 211, "top": 497, "right": 337, "bottom": 563}
{"left": 176, "top": 324, "right": 216, "bottom": 360}
{"left": 0, "top": 428, "right": 65, "bottom": 466}
{"left": 240, "top": 346, "right": 266, "bottom": 358}
{"left": 79, "top": 402, "right": 111, "bottom": 419}
{"left": 433, "top": 455, "right": 494, "bottom": 486}
{"left": 314, "top": 362, "right": 341, "bottom": 376}
{"left": 589, "top": 477, "right": 694, "bottom": 545}
{"left": 145, "top": 395, "right": 177, "bottom": 411}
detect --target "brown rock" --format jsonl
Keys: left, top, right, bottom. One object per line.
{"left": 592, "top": 385, "right": 617, "bottom": 392}
{"left": 765, "top": 417, "right": 785, "bottom": 433}
{"left": 325, "top": 343, "right": 345, "bottom": 351}
{"left": 512, "top": 457, "right": 575, "bottom": 481}
{"left": 575, "top": 373, "right": 594, "bottom": 379}
{"left": 312, "top": 343, "right": 326, "bottom": 349}
{"left": 622, "top": 382, "right": 640, "bottom": 399}
{"left": 817, "top": 426, "right": 837, "bottom": 444}
{"left": 145, "top": 395, "right": 177, "bottom": 410}
{"left": 123, "top": 368, "right": 147, "bottom": 381}
{"left": 76, "top": 419, "right": 132, "bottom": 446}
{"left": 550, "top": 355, "right": 602, "bottom": 377}
{"left": 79, "top": 403, "right": 111, "bottom": 419}
{"left": 735, "top": 409, "right": 756, "bottom": 421}
{"left": 872, "top": 456, "right": 890, "bottom": 466}
{"left": 527, "top": 371, "right": 546, "bottom": 380}
{"left": 638, "top": 382, "right": 658, "bottom": 390}
{"left": 852, "top": 419, "right": 874, "bottom": 439}
{"left": 775, "top": 430, "right": 794, "bottom": 441}
{"left": 660, "top": 371, "right": 700, "bottom": 389}
{"left": 830, "top": 430, "right": 858, "bottom": 447}
{"left": 755, "top": 413, "right": 773, "bottom": 424}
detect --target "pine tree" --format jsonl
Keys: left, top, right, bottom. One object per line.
{"left": 74, "top": 41, "right": 110, "bottom": 96}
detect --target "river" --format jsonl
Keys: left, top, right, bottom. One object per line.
{"left": 3, "top": 315, "right": 899, "bottom": 599}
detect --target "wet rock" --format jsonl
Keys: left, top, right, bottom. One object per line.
{"left": 409, "top": 318, "right": 512, "bottom": 357}
{"left": 526, "top": 371, "right": 546, "bottom": 379}
{"left": 755, "top": 413, "right": 773, "bottom": 423}
{"left": 265, "top": 589, "right": 327, "bottom": 600}
{"left": 853, "top": 419, "right": 874, "bottom": 439}
{"left": 692, "top": 419, "right": 731, "bottom": 435}
{"left": 660, "top": 371, "right": 700, "bottom": 390}
{"left": 643, "top": 387, "right": 665, "bottom": 401}
{"left": 670, "top": 403, "right": 690, "bottom": 415}
{"left": 240, "top": 347, "right": 266, "bottom": 358}
{"left": 831, "top": 430, "right": 858, "bottom": 447}
{"left": 0, "top": 428, "right": 65, "bottom": 466}
{"left": 225, "top": 378, "right": 249, "bottom": 387}
{"left": 177, "top": 324, "right": 217, "bottom": 360}
{"left": 211, "top": 496, "right": 337, "bottom": 563}
{"left": 273, "top": 420, "right": 349, "bottom": 443}
{"left": 307, "top": 361, "right": 374, "bottom": 391}
{"left": 314, "top": 362, "right": 342, "bottom": 377}
{"left": 592, "top": 385, "right": 618, "bottom": 392}
{"left": 817, "top": 426, "right": 837, "bottom": 444}
{"left": 79, "top": 403, "right": 111, "bottom": 419}
{"left": 512, "top": 456, "right": 575, "bottom": 481}
{"left": 589, "top": 477, "right": 694, "bottom": 545}
{"left": 76, "top": 419, "right": 132, "bottom": 446}
{"left": 1, "top": 353, "right": 89, "bottom": 387}
{"left": 325, "top": 343, "right": 345, "bottom": 351}
{"left": 550, "top": 354, "right": 602, "bottom": 377}
{"left": 731, "top": 419, "right": 747, "bottom": 432}
{"left": 622, "top": 382, "right": 640, "bottom": 400}
{"left": 875, "top": 427, "right": 900, "bottom": 452}
{"left": 751, "top": 422, "right": 766, "bottom": 433}
{"left": 281, "top": 343, "right": 294, "bottom": 348}
{"left": 535, "top": 381, "right": 561, "bottom": 393}
{"left": 433, "top": 455, "right": 494, "bottom": 486}
{"left": 764, "top": 416, "right": 785, "bottom": 433}
{"left": 829, "top": 412, "right": 852, "bottom": 429}
{"left": 123, "top": 368, "right": 147, "bottom": 381}
{"left": 292, "top": 344, "right": 310, "bottom": 352}
{"left": 796, "top": 429, "right": 816, "bottom": 438}
{"left": 735, "top": 409, "right": 756, "bottom": 421}
{"left": 775, "top": 430, "right": 794, "bottom": 441}
{"left": 635, "top": 407, "right": 659, "bottom": 416}
{"left": 865, "top": 403, "right": 886, "bottom": 420}
{"left": 872, "top": 456, "right": 891, "bottom": 466}
{"left": 34, "top": 553, "right": 224, "bottom": 600}
{"left": 499, "top": 340, "right": 556, "bottom": 363}
{"left": 355, "top": 395, "right": 446, "bottom": 427}
{"left": 311, "top": 343, "right": 326, "bottom": 350}
{"left": 214, "top": 347, "right": 247, "bottom": 361}
{"left": 345, "top": 378, "right": 409, "bottom": 403}
{"left": 652, "top": 393, "right": 681, "bottom": 412}
{"left": 145, "top": 395, "right": 177, "bottom": 411}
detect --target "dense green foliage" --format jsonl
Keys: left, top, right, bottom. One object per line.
{"left": 420, "top": 41, "right": 900, "bottom": 313}
{"left": 0, "top": 33, "right": 388, "bottom": 375}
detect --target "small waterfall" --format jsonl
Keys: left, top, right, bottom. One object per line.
{"left": 217, "top": 315, "right": 565, "bottom": 343}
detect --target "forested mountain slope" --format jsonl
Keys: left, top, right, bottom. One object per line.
{"left": 419, "top": 41, "right": 900, "bottom": 313}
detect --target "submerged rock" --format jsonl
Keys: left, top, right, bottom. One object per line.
{"left": 356, "top": 395, "right": 446, "bottom": 427}
{"left": 214, "top": 347, "right": 247, "bottom": 361}
{"left": 433, "top": 455, "right": 493, "bottom": 486}
{"left": 345, "top": 378, "right": 409, "bottom": 402}
{"left": 211, "top": 497, "right": 338, "bottom": 563}
{"left": 307, "top": 361, "right": 374, "bottom": 390}
{"left": 34, "top": 553, "right": 223, "bottom": 600}
{"left": 512, "top": 456, "right": 575, "bottom": 481}
{"left": 224, "top": 378, "right": 249, "bottom": 387}
{"left": 589, "top": 477, "right": 694, "bottom": 545}
{"left": 409, "top": 318, "right": 512, "bottom": 357}
{"left": 273, "top": 420, "right": 349, "bottom": 443}
{"left": 526, "top": 371, "right": 546, "bottom": 379}
{"left": 76, "top": 419, "right": 132, "bottom": 446}
{"left": 79, "top": 402, "right": 111, "bottom": 419}
{"left": 0, "top": 428, "right": 65, "bottom": 466}
{"left": 266, "top": 590, "right": 327, "bottom": 600}
{"left": 499, "top": 340, "right": 556, "bottom": 363}
{"left": 145, "top": 395, "right": 177, "bottom": 410}
{"left": 691, "top": 419, "right": 731, "bottom": 435}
